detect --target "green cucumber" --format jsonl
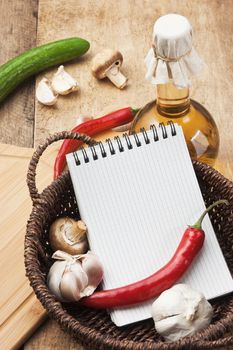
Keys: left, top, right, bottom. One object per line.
{"left": 0, "top": 37, "right": 90, "bottom": 103}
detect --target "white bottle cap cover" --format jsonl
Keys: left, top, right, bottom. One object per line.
{"left": 145, "top": 14, "right": 203, "bottom": 88}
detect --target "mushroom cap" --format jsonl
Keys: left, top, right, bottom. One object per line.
{"left": 91, "top": 49, "right": 123, "bottom": 79}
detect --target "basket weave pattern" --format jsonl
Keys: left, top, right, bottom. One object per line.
{"left": 25, "top": 132, "right": 233, "bottom": 350}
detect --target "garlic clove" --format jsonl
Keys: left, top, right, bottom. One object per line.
{"left": 81, "top": 251, "right": 104, "bottom": 296}
{"left": 69, "top": 260, "right": 89, "bottom": 292}
{"left": 81, "top": 285, "right": 96, "bottom": 297}
{"left": 60, "top": 270, "right": 82, "bottom": 301}
{"left": 36, "top": 77, "right": 57, "bottom": 106}
{"left": 51, "top": 65, "right": 79, "bottom": 95}
{"left": 47, "top": 260, "right": 67, "bottom": 301}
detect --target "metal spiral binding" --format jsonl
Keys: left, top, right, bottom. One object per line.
{"left": 81, "top": 147, "right": 89, "bottom": 163}
{"left": 106, "top": 138, "right": 115, "bottom": 155}
{"left": 150, "top": 124, "right": 159, "bottom": 141}
{"left": 159, "top": 123, "right": 168, "bottom": 139}
{"left": 90, "top": 145, "right": 98, "bottom": 160}
{"left": 114, "top": 136, "right": 124, "bottom": 152}
{"left": 168, "top": 120, "right": 176, "bottom": 136}
{"left": 133, "top": 132, "right": 142, "bottom": 147}
{"left": 73, "top": 151, "right": 81, "bottom": 165}
{"left": 123, "top": 133, "right": 133, "bottom": 149}
{"left": 73, "top": 121, "right": 176, "bottom": 165}
{"left": 140, "top": 127, "right": 150, "bottom": 144}
{"left": 99, "top": 141, "right": 107, "bottom": 157}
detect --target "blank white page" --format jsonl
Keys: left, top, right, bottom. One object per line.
{"left": 66, "top": 124, "right": 233, "bottom": 327}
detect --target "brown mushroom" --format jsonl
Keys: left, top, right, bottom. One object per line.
{"left": 49, "top": 217, "right": 88, "bottom": 255}
{"left": 91, "top": 49, "right": 128, "bottom": 89}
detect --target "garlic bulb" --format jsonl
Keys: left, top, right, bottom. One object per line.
{"left": 47, "top": 250, "right": 104, "bottom": 302}
{"left": 151, "top": 284, "right": 213, "bottom": 342}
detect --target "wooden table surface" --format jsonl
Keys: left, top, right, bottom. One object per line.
{"left": 0, "top": 1, "right": 232, "bottom": 349}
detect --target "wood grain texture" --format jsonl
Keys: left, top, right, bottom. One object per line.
{"left": 24, "top": 320, "right": 85, "bottom": 350}
{"left": 0, "top": 142, "right": 60, "bottom": 350}
{"left": 1, "top": 294, "right": 46, "bottom": 350}
{"left": 23, "top": 0, "right": 233, "bottom": 349}
{"left": 0, "top": 0, "right": 38, "bottom": 147}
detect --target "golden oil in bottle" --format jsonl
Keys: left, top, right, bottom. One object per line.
{"left": 130, "top": 82, "right": 219, "bottom": 166}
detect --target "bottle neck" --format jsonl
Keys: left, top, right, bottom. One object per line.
{"left": 156, "top": 81, "right": 190, "bottom": 117}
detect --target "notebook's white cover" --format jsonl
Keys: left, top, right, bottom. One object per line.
{"left": 66, "top": 125, "right": 233, "bottom": 327}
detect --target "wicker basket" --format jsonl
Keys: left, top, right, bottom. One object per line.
{"left": 25, "top": 131, "right": 233, "bottom": 350}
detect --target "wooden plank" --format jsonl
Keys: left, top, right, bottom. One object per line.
{"left": 0, "top": 0, "right": 38, "bottom": 147}
{"left": 1, "top": 294, "right": 46, "bottom": 350}
{"left": 23, "top": 0, "right": 233, "bottom": 349}
{"left": 0, "top": 142, "right": 60, "bottom": 349}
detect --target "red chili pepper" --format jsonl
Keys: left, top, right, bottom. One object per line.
{"left": 54, "top": 107, "right": 138, "bottom": 179}
{"left": 81, "top": 200, "right": 228, "bottom": 309}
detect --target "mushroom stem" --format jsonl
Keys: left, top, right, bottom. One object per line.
{"left": 105, "top": 66, "right": 128, "bottom": 89}
{"left": 62, "top": 220, "right": 87, "bottom": 245}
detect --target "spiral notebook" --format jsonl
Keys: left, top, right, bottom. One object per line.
{"left": 66, "top": 123, "right": 233, "bottom": 327}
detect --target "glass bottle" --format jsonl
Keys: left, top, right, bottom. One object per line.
{"left": 130, "top": 81, "right": 219, "bottom": 166}
{"left": 130, "top": 14, "right": 219, "bottom": 166}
